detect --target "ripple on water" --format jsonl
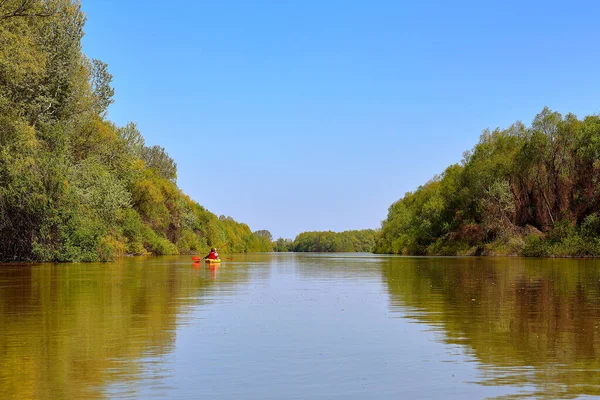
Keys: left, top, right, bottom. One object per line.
{"left": 1, "top": 255, "right": 600, "bottom": 399}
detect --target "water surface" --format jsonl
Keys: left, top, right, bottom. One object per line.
{"left": 1, "top": 254, "right": 599, "bottom": 399}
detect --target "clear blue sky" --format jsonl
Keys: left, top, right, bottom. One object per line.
{"left": 81, "top": 0, "right": 600, "bottom": 239}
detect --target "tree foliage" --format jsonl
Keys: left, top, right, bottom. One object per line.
{"left": 291, "top": 230, "right": 377, "bottom": 252}
{"left": 376, "top": 107, "right": 600, "bottom": 257}
{"left": 274, "top": 237, "right": 294, "bottom": 252}
{"left": 0, "top": 1, "right": 272, "bottom": 261}
{"left": 254, "top": 230, "right": 273, "bottom": 241}
{"left": 140, "top": 144, "right": 177, "bottom": 183}
{"left": 89, "top": 58, "right": 114, "bottom": 116}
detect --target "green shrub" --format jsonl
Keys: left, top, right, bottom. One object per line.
{"left": 97, "top": 235, "right": 127, "bottom": 261}
{"left": 551, "top": 233, "right": 600, "bottom": 257}
{"left": 176, "top": 229, "right": 202, "bottom": 252}
{"left": 427, "top": 236, "right": 472, "bottom": 256}
{"left": 127, "top": 240, "right": 147, "bottom": 256}
{"left": 120, "top": 208, "right": 143, "bottom": 241}
{"left": 581, "top": 213, "right": 600, "bottom": 237}
{"left": 483, "top": 235, "right": 525, "bottom": 256}
{"left": 142, "top": 226, "right": 178, "bottom": 255}
{"left": 548, "top": 219, "right": 576, "bottom": 243}
{"left": 522, "top": 235, "right": 550, "bottom": 257}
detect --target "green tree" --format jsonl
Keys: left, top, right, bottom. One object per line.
{"left": 0, "top": 1, "right": 274, "bottom": 261}
{"left": 89, "top": 58, "right": 114, "bottom": 117}
{"left": 141, "top": 145, "right": 177, "bottom": 183}
{"left": 254, "top": 230, "right": 273, "bottom": 241}
{"left": 376, "top": 107, "right": 600, "bottom": 257}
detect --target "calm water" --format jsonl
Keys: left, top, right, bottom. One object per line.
{"left": 1, "top": 254, "right": 600, "bottom": 399}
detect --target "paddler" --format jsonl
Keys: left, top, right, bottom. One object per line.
{"left": 204, "top": 248, "right": 219, "bottom": 260}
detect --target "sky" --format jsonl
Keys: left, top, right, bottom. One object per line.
{"left": 81, "top": 0, "right": 600, "bottom": 239}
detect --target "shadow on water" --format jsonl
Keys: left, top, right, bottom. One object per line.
{"left": 0, "top": 256, "right": 251, "bottom": 399}
{"left": 380, "top": 257, "right": 600, "bottom": 399}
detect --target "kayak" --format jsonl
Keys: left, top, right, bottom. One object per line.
{"left": 191, "top": 256, "right": 221, "bottom": 263}
{"left": 204, "top": 258, "right": 221, "bottom": 264}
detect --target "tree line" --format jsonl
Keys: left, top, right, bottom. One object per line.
{"left": 375, "top": 107, "right": 600, "bottom": 257}
{"left": 0, "top": 0, "right": 271, "bottom": 261}
{"left": 273, "top": 230, "right": 377, "bottom": 252}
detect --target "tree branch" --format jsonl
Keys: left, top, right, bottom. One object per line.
{"left": 0, "top": 11, "right": 52, "bottom": 20}
{"left": 0, "top": 0, "right": 53, "bottom": 21}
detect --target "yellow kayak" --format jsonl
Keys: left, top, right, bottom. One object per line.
{"left": 204, "top": 258, "right": 222, "bottom": 264}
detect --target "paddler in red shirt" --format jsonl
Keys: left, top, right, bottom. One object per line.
{"left": 205, "top": 248, "right": 219, "bottom": 260}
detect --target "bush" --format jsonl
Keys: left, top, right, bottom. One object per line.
{"left": 522, "top": 235, "right": 550, "bottom": 257}
{"left": 97, "top": 235, "right": 127, "bottom": 261}
{"left": 120, "top": 208, "right": 143, "bottom": 240}
{"left": 176, "top": 229, "right": 202, "bottom": 252}
{"left": 142, "top": 226, "right": 178, "bottom": 255}
{"left": 548, "top": 219, "right": 576, "bottom": 242}
{"left": 127, "top": 240, "right": 147, "bottom": 256}
{"left": 427, "top": 236, "right": 472, "bottom": 256}
{"left": 551, "top": 233, "right": 600, "bottom": 257}
{"left": 482, "top": 235, "right": 525, "bottom": 256}
{"left": 581, "top": 213, "right": 600, "bottom": 237}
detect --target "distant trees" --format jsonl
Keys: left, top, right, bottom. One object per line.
{"left": 376, "top": 107, "right": 600, "bottom": 257}
{"left": 290, "top": 230, "right": 377, "bottom": 252}
{"left": 254, "top": 230, "right": 273, "bottom": 241}
{"left": 274, "top": 238, "right": 294, "bottom": 252}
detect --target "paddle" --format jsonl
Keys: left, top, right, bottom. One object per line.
{"left": 216, "top": 243, "right": 228, "bottom": 251}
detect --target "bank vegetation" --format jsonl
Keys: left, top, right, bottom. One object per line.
{"left": 0, "top": 0, "right": 271, "bottom": 261}
{"left": 376, "top": 108, "right": 600, "bottom": 257}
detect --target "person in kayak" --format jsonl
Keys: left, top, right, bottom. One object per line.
{"left": 205, "top": 248, "right": 219, "bottom": 260}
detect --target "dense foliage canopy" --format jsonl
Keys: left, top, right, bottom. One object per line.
{"left": 376, "top": 107, "right": 600, "bottom": 257}
{"left": 291, "top": 230, "right": 377, "bottom": 252}
{"left": 0, "top": 0, "right": 272, "bottom": 261}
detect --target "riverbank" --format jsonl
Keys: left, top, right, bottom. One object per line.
{"left": 0, "top": 2, "right": 272, "bottom": 263}
{"left": 375, "top": 108, "right": 600, "bottom": 259}
{"left": 376, "top": 224, "right": 600, "bottom": 258}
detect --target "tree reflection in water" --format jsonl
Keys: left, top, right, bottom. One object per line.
{"left": 382, "top": 257, "right": 600, "bottom": 399}
{"left": 0, "top": 257, "right": 250, "bottom": 399}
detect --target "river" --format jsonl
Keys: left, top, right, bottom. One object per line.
{"left": 0, "top": 253, "right": 599, "bottom": 399}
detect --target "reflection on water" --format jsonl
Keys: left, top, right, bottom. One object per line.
{"left": 382, "top": 257, "right": 600, "bottom": 398}
{"left": 1, "top": 254, "right": 600, "bottom": 399}
{"left": 0, "top": 257, "right": 251, "bottom": 399}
